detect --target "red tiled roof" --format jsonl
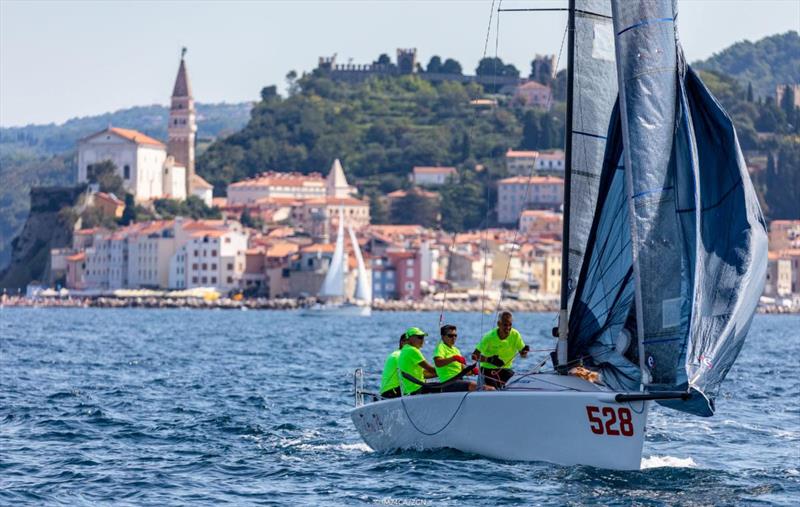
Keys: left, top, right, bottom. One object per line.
{"left": 108, "top": 127, "right": 165, "bottom": 147}
{"left": 66, "top": 252, "right": 86, "bottom": 262}
{"left": 499, "top": 176, "right": 564, "bottom": 185}
{"left": 228, "top": 172, "right": 325, "bottom": 188}
{"left": 506, "top": 150, "right": 539, "bottom": 158}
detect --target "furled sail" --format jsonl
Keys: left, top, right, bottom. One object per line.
{"left": 347, "top": 224, "right": 371, "bottom": 303}
{"left": 609, "top": 0, "right": 767, "bottom": 415}
{"left": 319, "top": 208, "right": 346, "bottom": 298}
{"left": 564, "top": 0, "right": 619, "bottom": 310}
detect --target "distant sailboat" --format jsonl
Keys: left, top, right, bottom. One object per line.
{"left": 304, "top": 207, "right": 372, "bottom": 316}
{"left": 351, "top": 0, "right": 766, "bottom": 469}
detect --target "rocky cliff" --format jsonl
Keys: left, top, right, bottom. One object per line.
{"left": 0, "top": 185, "right": 86, "bottom": 290}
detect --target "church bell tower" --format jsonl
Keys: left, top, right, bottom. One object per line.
{"left": 168, "top": 48, "right": 197, "bottom": 195}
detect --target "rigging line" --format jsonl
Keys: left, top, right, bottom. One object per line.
{"left": 492, "top": 19, "right": 569, "bottom": 318}
{"left": 400, "top": 390, "right": 472, "bottom": 436}
{"left": 439, "top": 0, "right": 497, "bottom": 332}
{"left": 480, "top": 0, "right": 503, "bottom": 340}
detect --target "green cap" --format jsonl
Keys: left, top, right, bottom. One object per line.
{"left": 404, "top": 327, "right": 428, "bottom": 339}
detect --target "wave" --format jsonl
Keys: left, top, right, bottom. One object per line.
{"left": 641, "top": 455, "right": 698, "bottom": 469}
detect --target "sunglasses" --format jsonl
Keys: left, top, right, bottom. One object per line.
{"left": 446, "top": 333, "right": 457, "bottom": 338}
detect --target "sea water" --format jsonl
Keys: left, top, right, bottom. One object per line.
{"left": 1, "top": 308, "right": 798, "bottom": 505}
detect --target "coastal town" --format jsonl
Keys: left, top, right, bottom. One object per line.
{"left": 2, "top": 50, "right": 799, "bottom": 312}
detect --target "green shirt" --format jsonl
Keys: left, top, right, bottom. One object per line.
{"left": 434, "top": 340, "right": 463, "bottom": 382}
{"left": 476, "top": 327, "right": 525, "bottom": 369}
{"left": 398, "top": 344, "right": 427, "bottom": 394}
{"left": 379, "top": 349, "right": 402, "bottom": 394}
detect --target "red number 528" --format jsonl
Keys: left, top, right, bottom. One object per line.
{"left": 585, "top": 405, "right": 634, "bottom": 436}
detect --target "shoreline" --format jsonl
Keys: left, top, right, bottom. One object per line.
{"left": 1, "top": 296, "right": 797, "bottom": 314}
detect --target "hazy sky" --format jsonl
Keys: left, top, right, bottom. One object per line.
{"left": 1, "top": 0, "right": 798, "bottom": 127}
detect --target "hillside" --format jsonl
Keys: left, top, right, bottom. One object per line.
{"left": 694, "top": 31, "right": 800, "bottom": 99}
{"left": 0, "top": 101, "right": 253, "bottom": 158}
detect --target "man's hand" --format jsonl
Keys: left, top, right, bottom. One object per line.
{"left": 520, "top": 345, "right": 530, "bottom": 358}
{"left": 487, "top": 355, "right": 505, "bottom": 368}
{"left": 472, "top": 366, "right": 480, "bottom": 375}
{"left": 453, "top": 355, "right": 467, "bottom": 365}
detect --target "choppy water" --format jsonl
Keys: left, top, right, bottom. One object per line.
{"left": 1, "top": 308, "right": 798, "bottom": 505}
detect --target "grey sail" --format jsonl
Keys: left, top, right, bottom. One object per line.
{"left": 608, "top": 0, "right": 767, "bottom": 415}
{"left": 565, "top": 0, "right": 618, "bottom": 309}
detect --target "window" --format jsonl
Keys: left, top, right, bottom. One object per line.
{"left": 406, "top": 268, "right": 414, "bottom": 277}
{"left": 202, "top": 263, "right": 207, "bottom": 270}
{"left": 201, "top": 276, "right": 207, "bottom": 283}
{"left": 227, "top": 263, "right": 234, "bottom": 270}
{"left": 211, "top": 277, "right": 217, "bottom": 284}
{"left": 386, "top": 282, "right": 395, "bottom": 291}
{"left": 211, "top": 264, "right": 217, "bottom": 271}
{"left": 194, "top": 250, "right": 199, "bottom": 257}
{"left": 227, "top": 276, "right": 233, "bottom": 284}
{"left": 211, "top": 250, "right": 217, "bottom": 257}
{"left": 192, "top": 277, "right": 198, "bottom": 283}
{"left": 405, "top": 281, "right": 415, "bottom": 291}
{"left": 123, "top": 165, "right": 130, "bottom": 179}
{"left": 406, "top": 259, "right": 414, "bottom": 267}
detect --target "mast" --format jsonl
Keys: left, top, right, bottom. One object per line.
{"left": 556, "top": 0, "right": 576, "bottom": 368}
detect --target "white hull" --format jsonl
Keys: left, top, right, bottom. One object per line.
{"left": 351, "top": 374, "right": 648, "bottom": 470}
{"left": 301, "top": 303, "right": 372, "bottom": 317}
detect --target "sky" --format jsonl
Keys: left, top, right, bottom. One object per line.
{"left": 1, "top": 0, "right": 798, "bottom": 127}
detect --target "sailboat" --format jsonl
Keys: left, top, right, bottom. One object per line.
{"left": 350, "top": 0, "right": 767, "bottom": 469}
{"left": 304, "top": 207, "right": 372, "bottom": 317}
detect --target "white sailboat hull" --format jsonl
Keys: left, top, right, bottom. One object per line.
{"left": 351, "top": 375, "right": 648, "bottom": 470}
{"left": 301, "top": 303, "right": 372, "bottom": 317}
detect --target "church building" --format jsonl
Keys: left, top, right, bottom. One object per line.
{"left": 77, "top": 50, "right": 213, "bottom": 205}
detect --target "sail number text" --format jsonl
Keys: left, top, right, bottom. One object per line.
{"left": 585, "top": 406, "right": 634, "bottom": 436}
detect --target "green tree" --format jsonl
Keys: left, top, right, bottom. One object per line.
{"left": 476, "top": 57, "right": 519, "bottom": 78}
{"left": 120, "top": 193, "right": 136, "bottom": 225}
{"left": 87, "top": 160, "right": 125, "bottom": 196}
{"left": 441, "top": 58, "right": 463, "bottom": 75}
{"left": 426, "top": 55, "right": 443, "bottom": 73}
{"left": 440, "top": 175, "right": 485, "bottom": 231}
{"left": 746, "top": 81, "right": 754, "bottom": 102}
{"left": 366, "top": 190, "right": 388, "bottom": 224}
{"left": 780, "top": 85, "right": 796, "bottom": 117}
{"left": 390, "top": 189, "right": 439, "bottom": 227}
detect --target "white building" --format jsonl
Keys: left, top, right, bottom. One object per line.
{"left": 411, "top": 166, "right": 458, "bottom": 186}
{"left": 171, "top": 227, "right": 248, "bottom": 292}
{"left": 190, "top": 174, "right": 214, "bottom": 206}
{"left": 77, "top": 127, "right": 167, "bottom": 202}
{"left": 497, "top": 176, "right": 564, "bottom": 224}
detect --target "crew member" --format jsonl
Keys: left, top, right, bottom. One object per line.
{"left": 398, "top": 327, "right": 438, "bottom": 395}
{"left": 472, "top": 311, "right": 529, "bottom": 388}
{"left": 379, "top": 333, "right": 408, "bottom": 399}
{"left": 433, "top": 324, "right": 482, "bottom": 392}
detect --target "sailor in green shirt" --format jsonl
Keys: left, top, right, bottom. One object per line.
{"left": 433, "top": 324, "right": 485, "bottom": 392}
{"left": 379, "top": 333, "right": 408, "bottom": 398}
{"left": 397, "top": 327, "right": 438, "bottom": 395}
{"left": 472, "top": 311, "right": 530, "bottom": 388}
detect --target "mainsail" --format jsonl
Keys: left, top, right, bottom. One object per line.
{"left": 348, "top": 224, "right": 371, "bottom": 303}
{"left": 319, "top": 208, "right": 347, "bottom": 298}
{"left": 566, "top": 0, "right": 767, "bottom": 416}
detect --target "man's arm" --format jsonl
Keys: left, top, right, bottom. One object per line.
{"left": 433, "top": 356, "right": 461, "bottom": 367}
{"left": 419, "top": 360, "right": 437, "bottom": 378}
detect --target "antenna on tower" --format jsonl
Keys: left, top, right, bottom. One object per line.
{"left": 181, "top": 46, "right": 187, "bottom": 59}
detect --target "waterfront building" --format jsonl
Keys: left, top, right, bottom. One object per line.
{"left": 519, "top": 210, "right": 563, "bottom": 236}
{"left": 505, "top": 149, "right": 565, "bottom": 176}
{"left": 514, "top": 81, "right": 553, "bottom": 110}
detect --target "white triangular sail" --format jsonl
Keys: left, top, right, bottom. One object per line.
{"left": 348, "top": 224, "right": 371, "bottom": 303}
{"left": 319, "top": 208, "right": 346, "bottom": 298}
